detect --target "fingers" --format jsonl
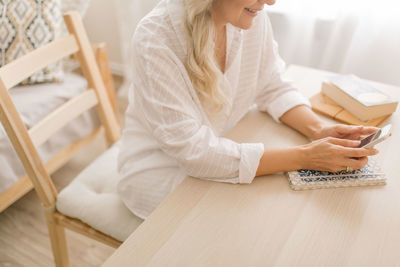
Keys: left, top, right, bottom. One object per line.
{"left": 335, "top": 125, "right": 362, "bottom": 135}
{"left": 346, "top": 156, "right": 369, "bottom": 170}
{"left": 317, "top": 157, "right": 367, "bottom": 172}
{"left": 326, "top": 137, "right": 361, "bottom": 147}
{"left": 305, "top": 136, "right": 378, "bottom": 172}
{"left": 334, "top": 125, "right": 378, "bottom": 140}
{"left": 337, "top": 125, "right": 377, "bottom": 134}
{"left": 326, "top": 137, "right": 380, "bottom": 157}
{"left": 339, "top": 147, "right": 379, "bottom": 158}
{"left": 332, "top": 157, "right": 368, "bottom": 172}
{"left": 360, "top": 126, "right": 379, "bottom": 136}
{"left": 338, "top": 125, "right": 362, "bottom": 133}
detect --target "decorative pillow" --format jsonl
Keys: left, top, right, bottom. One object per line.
{"left": 0, "top": 0, "right": 63, "bottom": 84}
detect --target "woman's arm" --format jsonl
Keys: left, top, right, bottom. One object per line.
{"left": 279, "top": 105, "right": 324, "bottom": 140}
{"left": 255, "top": 147, "right": 302, "bottom": 176}
{"left": 279, "top": 105, "right": 378, "bottom": 141}
{"left": 254, "top": 105, "right": 379, "bottom": 176}
{"left": 256, "top": 137, "right": 378, "bottom": 176}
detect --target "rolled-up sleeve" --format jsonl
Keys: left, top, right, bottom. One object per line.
{"left": 239, "top": 143, "right": 264, "bottom": 183}
{"left": 255, "top": 13, "right": 310, "bottom": 122}
{"left": 132, "top": 30, "right": 263, "bottom": 184}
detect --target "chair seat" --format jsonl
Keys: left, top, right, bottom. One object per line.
{"left": 56, "top": 142, "right": 143, "bottom": 241}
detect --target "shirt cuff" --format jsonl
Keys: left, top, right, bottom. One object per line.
{"left": 239, "top": 143, "right": 264, "bottom": 184}
{"left": 266, "top": 91, "right": 311, "bottom": 123}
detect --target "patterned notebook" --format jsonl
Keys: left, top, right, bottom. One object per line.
{"left": 287, "top": 157, "right": 386, "bottom": 190}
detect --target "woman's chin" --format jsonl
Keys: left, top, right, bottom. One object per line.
{"left": 237, "top": 21, "right": 254, "bottom": 30}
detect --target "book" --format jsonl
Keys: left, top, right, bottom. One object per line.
{"left": 310, "top": 92, "right": 390, "bottom": 126}
{"left": 287, "top": 157, "right": 386, "bottom": 190}
{"left": 321, "top": 74, "right": 398, "bottom": 121}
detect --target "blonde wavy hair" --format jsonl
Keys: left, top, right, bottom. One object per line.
{"left": 182, "top": 0, "right": 229, "bottom": 114}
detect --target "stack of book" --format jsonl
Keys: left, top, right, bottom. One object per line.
{"left": 310, "top": 74, "right": 398, "bottom": 126}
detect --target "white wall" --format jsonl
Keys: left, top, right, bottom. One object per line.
{"left": 267, "top": 4, "right": 400, "bottom": 87}
{"left": 82, "top": 0, "right": 160, "bottom": 80}
{"left": 83, "top": 0, "right": 124, "bottom": 75}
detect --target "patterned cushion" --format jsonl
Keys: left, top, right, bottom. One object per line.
{"left": 0, "top": 0, "right": 63, "bottom": 84}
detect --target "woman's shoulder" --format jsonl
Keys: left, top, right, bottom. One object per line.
{"left": 133, "top": 0, "right": 184, "bottom": 53}
{"left": 134, "top": 1, "right": 171, "bottom": 42}
{"left": 132, "top": 0, "right": 188, "bottom": 69}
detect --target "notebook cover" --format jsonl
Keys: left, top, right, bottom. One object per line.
{"left": 287, "top": 157, "right": 386, "bottom": 190}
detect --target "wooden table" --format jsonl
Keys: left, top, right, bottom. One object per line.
{"left": 103, "top": 65, "right": 400, "bottom": 267}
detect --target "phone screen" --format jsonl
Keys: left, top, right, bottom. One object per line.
{"left": 358, "top": 125, "right": 391, "bottom": 148}
{"left": 358, "top": 129, "right": 381, "bottom": 148}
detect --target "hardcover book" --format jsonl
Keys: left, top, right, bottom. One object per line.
{"left": 310, "top": 92, "right": 390, "bottom": 126}
{"left": 321, "top": 74, "right": 398, "bottom": 121}
{"left": 287, "top": 157, "right": 386, "bottom": 190}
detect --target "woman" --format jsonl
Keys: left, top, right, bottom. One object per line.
{"left": 118, "top": 0, "right": 378, "bottom": 219}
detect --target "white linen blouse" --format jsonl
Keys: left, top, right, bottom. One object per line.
{"left": 118, "top": 0, "right": 310, "bottom": 219}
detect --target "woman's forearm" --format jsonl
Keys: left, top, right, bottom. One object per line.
{"left": 255, "top": 105, "right": 379, "bottom": 177}
{"left": 256, "top": 147, "right": 304, "bottom": 176}
{"left": 255, "top": 105, "right": 320, "bottom": 176}
{"left": 279, "top": 105, "right": 325, "bottom": 140}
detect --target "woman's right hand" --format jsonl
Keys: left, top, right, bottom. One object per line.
{"left": 298, "top": 137, "right": 379, "bottom": 172}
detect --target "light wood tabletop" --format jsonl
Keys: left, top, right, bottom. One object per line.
{"left": 103, "top": 65, "right": 400, "bottom": 267}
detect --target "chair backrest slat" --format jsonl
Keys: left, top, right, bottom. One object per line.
{"left": 64, "top": 13, "right": 121, "bottom": 144}
{"left": 0, "top": 35, "right": 79, "bottom": 89}
{"left": 0, "top": 80, "right": 57, "bottom": 207}
{"left": 29, "top": 90, "right": 99, "bottom": 148}
{"left": 0, "top": 12, "right": 121, "bottom": 209}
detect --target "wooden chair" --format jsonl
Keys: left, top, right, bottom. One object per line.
{"left": 0, "top": 12, "right": 141, "bottom": 266}
{"left": 0, "top": 40, "right": 118, "bottom": 213}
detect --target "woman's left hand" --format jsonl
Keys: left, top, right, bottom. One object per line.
{"left": 312, "top": 124, "right": 378, "bottom": 141}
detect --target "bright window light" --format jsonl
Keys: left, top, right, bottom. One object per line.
{"left": 267, "top": 0, "right": 398, "bottom": 20}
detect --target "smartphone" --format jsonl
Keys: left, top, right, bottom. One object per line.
{"left": 358, "top": 124, "right": 392, "bottom": 148}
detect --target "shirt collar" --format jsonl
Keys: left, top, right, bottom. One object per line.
{"left": 225, "top": 23, "right": 243, "bottom": 72}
